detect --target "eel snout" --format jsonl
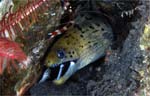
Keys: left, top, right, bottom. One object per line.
{"left": 39, "top": 59, "right": 78, "bottom": 85}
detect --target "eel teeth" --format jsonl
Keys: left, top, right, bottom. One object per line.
{"left": 55, "top": 61, "right": 76, "bottom": 80}
{"left": 56, "top": 64, "right": 64, "bottom": 80}
{"left": 39, "top": 68, "right": 51, "bottom": 83}
{"left": 70, "top": 61, "right": 75, "bottom": 66}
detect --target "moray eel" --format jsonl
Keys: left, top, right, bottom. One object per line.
{"left": 41, "top": 12, "right": 113, "bottom": 85}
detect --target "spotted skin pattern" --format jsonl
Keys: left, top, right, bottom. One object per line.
{"left": 45, "top": 13, "right": 113, "bottom": 84}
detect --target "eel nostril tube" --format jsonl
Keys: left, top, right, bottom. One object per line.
{"left": 56, "top": 64, "right": 64, "bottom": 80}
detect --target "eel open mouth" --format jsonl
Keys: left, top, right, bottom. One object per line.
{"left": 39, "top": 59, "right": 78, "bottom": 83}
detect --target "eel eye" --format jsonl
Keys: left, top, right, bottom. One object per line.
{"left": 57, "top": 49, "right": 65, "bottom": 59}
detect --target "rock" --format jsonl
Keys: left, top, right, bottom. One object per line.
{"left": 30, "top": 0, "right": 150, "bottom": 96}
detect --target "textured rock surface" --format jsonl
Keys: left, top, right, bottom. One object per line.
{"left": 30, "top": 1, "right": 150, "bottom": 96}
{"left": 0, "top": 1, "right": 62, "bottom": 95}
{"left": 1, "top": 0, "right": 149, "bottom": 96}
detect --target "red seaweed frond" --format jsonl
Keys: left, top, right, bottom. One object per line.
{"left": 0, "top": 38, "right": 27, "bottom": 74}
{"left": 0, "top": 0, "right": 73, "bottom": 74}
{"left": 0, "top": 0, "right": 53, "bottom": 74}
{"left": 0, "top": 0, "right": 51, "bottom": 40}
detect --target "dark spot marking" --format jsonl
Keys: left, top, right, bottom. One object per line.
{"left": 89, "top": 45, "right": 92, "bottom": 48}
{"left": 96, "top": 23, "right": 100, "bottom": 26}
{"left": 80, "top": 45, "right": 84, "bottom": 48}
{"left": 88, "top": 41, "right": 91, "bottom": 43}
{"left": 72, "top": 51, "right": 75, "bottom": 54}
{"left": 92, "top": 30, "right": 99, "bottom": 33}
{"left": 101, "top": 28, "right": 104, "bottom": 31}
{"left": 89, "top": 26, "right": 94, "bottom": 29}
{"left": 68, "top": 51, "right": 71, "bottom": 54}
{"left": 81, "top": 31, "right": 85, "bottom": 33}
{"left": 80, "top": 35, "right": 84, "bottom": 38}
{"left": 93, "top": 42, "right": 98, "bottom": 46}
{"left": 70, "top": 55, "right": 73, "bottom": 58}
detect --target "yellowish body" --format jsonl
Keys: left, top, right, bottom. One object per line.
{"left": 45, "top": 12, "right": 113, "bottom": 84}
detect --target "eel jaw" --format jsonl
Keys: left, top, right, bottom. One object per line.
{"left": 53, "top": 61, "right": 77, "bottom": 85}
{"left": 42, "top": 59, "right": 78, "bottom": 85}
{"left": 38, "top": 59, "right": 78, "bottom": 85}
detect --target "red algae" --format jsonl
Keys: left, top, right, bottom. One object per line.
{"left": 0, "top": 38, "right": 27, "bottom": 74}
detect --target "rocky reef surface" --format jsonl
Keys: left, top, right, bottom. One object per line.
{"left": 0, "top": 0, "right": 150, "bottom": 96}
{"left": 30, "top": 1, "right": 150, "bottom": 96}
